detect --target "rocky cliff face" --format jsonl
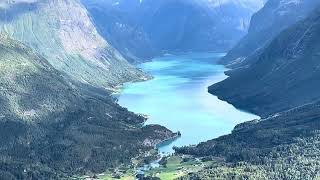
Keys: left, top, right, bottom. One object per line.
{"left": 0, "top": 0, "right": 146, "bottom": 88}
{"left": 0, "top": 36, "right": 174, "bottom": 179}
{"left": 82, "top": 0, "right": 264, "bottom": 62}
{"left": 81, "top": 0, "right": 156, "bottom": 63}
{"left": 221, "top": 0, "right": 320, "bottom": 68}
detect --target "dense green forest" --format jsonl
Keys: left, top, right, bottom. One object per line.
{"left": 176, "top": 102, "right": 320, "bottom": 179}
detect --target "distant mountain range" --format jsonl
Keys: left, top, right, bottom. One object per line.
{"left": 82, "top": 0, "right": 264, "bottom": 62}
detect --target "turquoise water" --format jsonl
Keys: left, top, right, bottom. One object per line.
{"left": 117, "top": 53, "right": 259, "bottom": 154}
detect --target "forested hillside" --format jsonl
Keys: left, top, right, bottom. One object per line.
{"left": 0, "top": 1, "right": 177, "bottom": 179}
{"left": 176, "top": 4, "right": 320, "bottom": 180}
{"left": 0, "top": 35, "right": 175, "bottom": 179}
{"left": 210, "top": 5, "right": 320, "bottom": 117}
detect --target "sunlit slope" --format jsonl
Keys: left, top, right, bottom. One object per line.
{"left": 0, "top": 0, "right": 145, "bottom": 88}
{"left": 0, "top": 35, "right": 79, "bottom": 121}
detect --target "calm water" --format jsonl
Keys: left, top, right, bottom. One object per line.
{"left": 117, "top": 53, "right": 259, "bottom": 154}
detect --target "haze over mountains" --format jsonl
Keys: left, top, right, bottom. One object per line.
{"left": 82, "top": 0, "right": 264, "bottom": 62}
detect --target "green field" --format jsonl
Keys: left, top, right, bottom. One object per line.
{"left": 92, "top": 156, "right": 210, "bottom": 180}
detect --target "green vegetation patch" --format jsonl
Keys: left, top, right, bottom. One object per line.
{"left": 145, "top": 156, "right": 208, "bottom": 180}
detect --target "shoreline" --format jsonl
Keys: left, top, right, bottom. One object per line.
{"left": 115, "top": 52, "right": 258, "bottom": 156}
{"left": 155, "top": 131, "right": 182, "bottom": 151}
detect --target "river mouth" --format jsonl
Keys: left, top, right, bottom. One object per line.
{"left": 117, "top": 52, "right": 259, "bottom": 155}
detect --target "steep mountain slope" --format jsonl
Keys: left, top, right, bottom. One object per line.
{"left": 0, "top": 0, "right": 146, "bottom": 88}
{"left": 141, "top": 0, "right": 255, "bottom": 52}
{"left": 173, "top": 6, "right": 320, "bottom": 180}
{"left": 80, "top": 0, "right": 156, "bottom": 63}
{"left": 221, "top": 0, "right": 320, "bottom": 68}
{"left": 0, "top": 36, "right": 175, "bottom": 179}
{"left": 210, "top": 6, "right": 320, "bottom": 117}
{"left": 82, "top": 0, "right": 264, "bottom": 62}
{"left": 173, "top": 8, "right": 320, "bottom": 179}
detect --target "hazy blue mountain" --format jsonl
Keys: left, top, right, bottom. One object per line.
{"left": 221, "top": 0, "right": 320, "bottom": 68}
{"left": 82, "top": 0, "right": 264, "bottom": 62}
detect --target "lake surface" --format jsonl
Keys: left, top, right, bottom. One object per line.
{"left": 117, "top": 52, "right": 259, "bottom": 154}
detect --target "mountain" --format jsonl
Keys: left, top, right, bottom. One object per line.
{"left": 140, "top": 0, "right": 258, "bottom": 52}
{"left": 209, "top": 5, "right": 320, "bottom": 117}
{"left": 0, "top": 35, "right": 175, "bottom": 179}
{"left": 0, "top": 0, "right": 146, "bottom": 88}
{"left": 176, "top": 7, "right": 320, "bottom": 179}
{"left": 221, "top": 0, "right": 320, "bottom": 68}
{"left": 174, "top": 5, "right": 320, "bottom": 180}
{"left": 80, "top": 0, "right": 156, "bottom": 63}
{"left": 82, "top": 0, "right": 264, "bottom": 62}
{"left": 0, "top": 0, "right": 177, "bottom": 178}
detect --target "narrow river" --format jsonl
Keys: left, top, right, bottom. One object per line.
{"left": 117, "top": 52, "right": 259, "bottom": 155}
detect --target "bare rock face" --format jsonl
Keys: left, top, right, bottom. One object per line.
{"left": 0, "top": 0, "right": 146, "bottom": 88}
